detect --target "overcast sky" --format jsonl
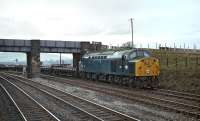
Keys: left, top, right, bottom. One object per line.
{"left": 0, "top": 0, "right": 200, "bottom": 48}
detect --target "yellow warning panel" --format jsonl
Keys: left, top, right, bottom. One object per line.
{"left": 135, "top": 57, "right": 159, "bottom": 77}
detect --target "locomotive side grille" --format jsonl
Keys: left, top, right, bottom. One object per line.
{"left": 111, "top": 60, "right": 117, "bottom": 72}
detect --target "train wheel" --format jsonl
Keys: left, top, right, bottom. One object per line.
{"left": 148, "top": 77, "right": 158, "bottom": 89}
{"left": 118, "top": 76, "right": 122, "bottom": 85}
{"left": 135, "top": 77, "right": 141, "bottom": 88}
{"left": 111, "top": 75, "right": 115, "bottom": 84}
{"left": 95, "top": 74, "right": 99, "bottom": 81}
{"left": 83, "top": 72, "right": 86, "bottom": 79}
{"left": 105, "top": 75, "right": 109, "bottom": 83}
{"left": 119, "top": 76, "right": 123, "bottom": 86}
{"left": 128, "top": 78, "right": 133, "bottom": 88}
{"left": 113, "top": 75, "right": 116, "bottom": 84}
{"left": 153, "top": 77, "right": 159, "bottom": 89}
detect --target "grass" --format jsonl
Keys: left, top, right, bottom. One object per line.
{"left": 150, "top": 50, "right": 200, "bottom": 94}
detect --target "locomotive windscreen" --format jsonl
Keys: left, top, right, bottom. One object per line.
{"left": 129, "top": 50, "right": 150, "bottom": 59}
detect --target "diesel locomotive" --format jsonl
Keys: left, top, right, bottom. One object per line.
{"left": 79, "top": 49, "right": 160, "bottom": 88}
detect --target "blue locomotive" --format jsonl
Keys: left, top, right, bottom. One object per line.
{"left": 79, "top": 49, "right": 160, "bottom": 88}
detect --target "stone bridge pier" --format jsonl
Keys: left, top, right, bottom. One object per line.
{"left": 27, "top": 40, "right": 40, "bottom": 78}
{"left": 26, "top": 40, "right": 82, "bottom": 78}
{"left": 73, "top": 53, "right": 81, "bottom": 77}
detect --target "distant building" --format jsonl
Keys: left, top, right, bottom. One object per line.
{"left": 110, "top": 46, "right": 120, "bottom": 50}
{"left": 80, "top": 41, "right": 109, "bottom": 52}
{"left": 91, "top": 41, "right": 102, "bottom": 51}
{"left": 101, "top": 44, "right": 109, "bottom": 50}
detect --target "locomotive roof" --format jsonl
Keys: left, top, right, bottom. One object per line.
{"left": 83, "top": 49, "right": 137, "bottom": 58}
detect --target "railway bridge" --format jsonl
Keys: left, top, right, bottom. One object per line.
{"left": 0, "top": 39, "right": 101, "bottom": 78}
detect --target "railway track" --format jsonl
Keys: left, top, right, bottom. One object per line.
{"left": 1, "top": 72, "right": 140, "bottom": 121}
{"left": 0, "top": 75, "right": 105, "bottom": 121}
{"left": 155, "top": 89, "right": 200, "bottom": 102}
{"left": 9, "top": 71, "right": 200, "bottom": 102}
{"left": 39, "top": 74, "right": 200, "bottom": 119}
{"left": 0, "top": 76, "right": 60, "bottom": 121}
{"left": 0, "top": 84, "right": 25, "bottom": 121}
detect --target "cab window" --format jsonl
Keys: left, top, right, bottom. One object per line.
{"left": 144, "top": 51, "right": 150, "bottom": 57}
{"left": 137, "top": 51, "right": 144, "bottom": 57}
{"left": 129, "top": 52, "right": 136, "bottom": 59}
{"left": 129, "top": 50, "right": 150, "bottom": 59}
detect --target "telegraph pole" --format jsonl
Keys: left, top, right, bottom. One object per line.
{"left": 130, "top": 18, "right": 134, "bottom": 48}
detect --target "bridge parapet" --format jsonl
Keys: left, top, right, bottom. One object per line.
{"left": 0, "top": 39, "right": 81, "bottom": 53}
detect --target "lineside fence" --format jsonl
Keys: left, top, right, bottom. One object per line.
{"left": 150, "top": 49, "right": 200, "bottom": 74}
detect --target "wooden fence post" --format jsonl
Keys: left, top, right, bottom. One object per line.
{"left": 167, "top": 56, "right": 169, "bottom": 67}
{"left": 185, "top": 56, "right": 188, "bottom": 67}
{"left": 175, "top": 56, "right": 178, "bottom": 71}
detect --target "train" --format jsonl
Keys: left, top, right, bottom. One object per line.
{"left": 79, "top": 49, "right": 160, "bottom": 88}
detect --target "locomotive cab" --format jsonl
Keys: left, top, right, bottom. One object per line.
{"left": 128, "top": 50, "right": 160, "bottom": 88}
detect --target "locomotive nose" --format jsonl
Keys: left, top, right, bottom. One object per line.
{"left": 134, "top": 57, "right": 160, "bottom": 77}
